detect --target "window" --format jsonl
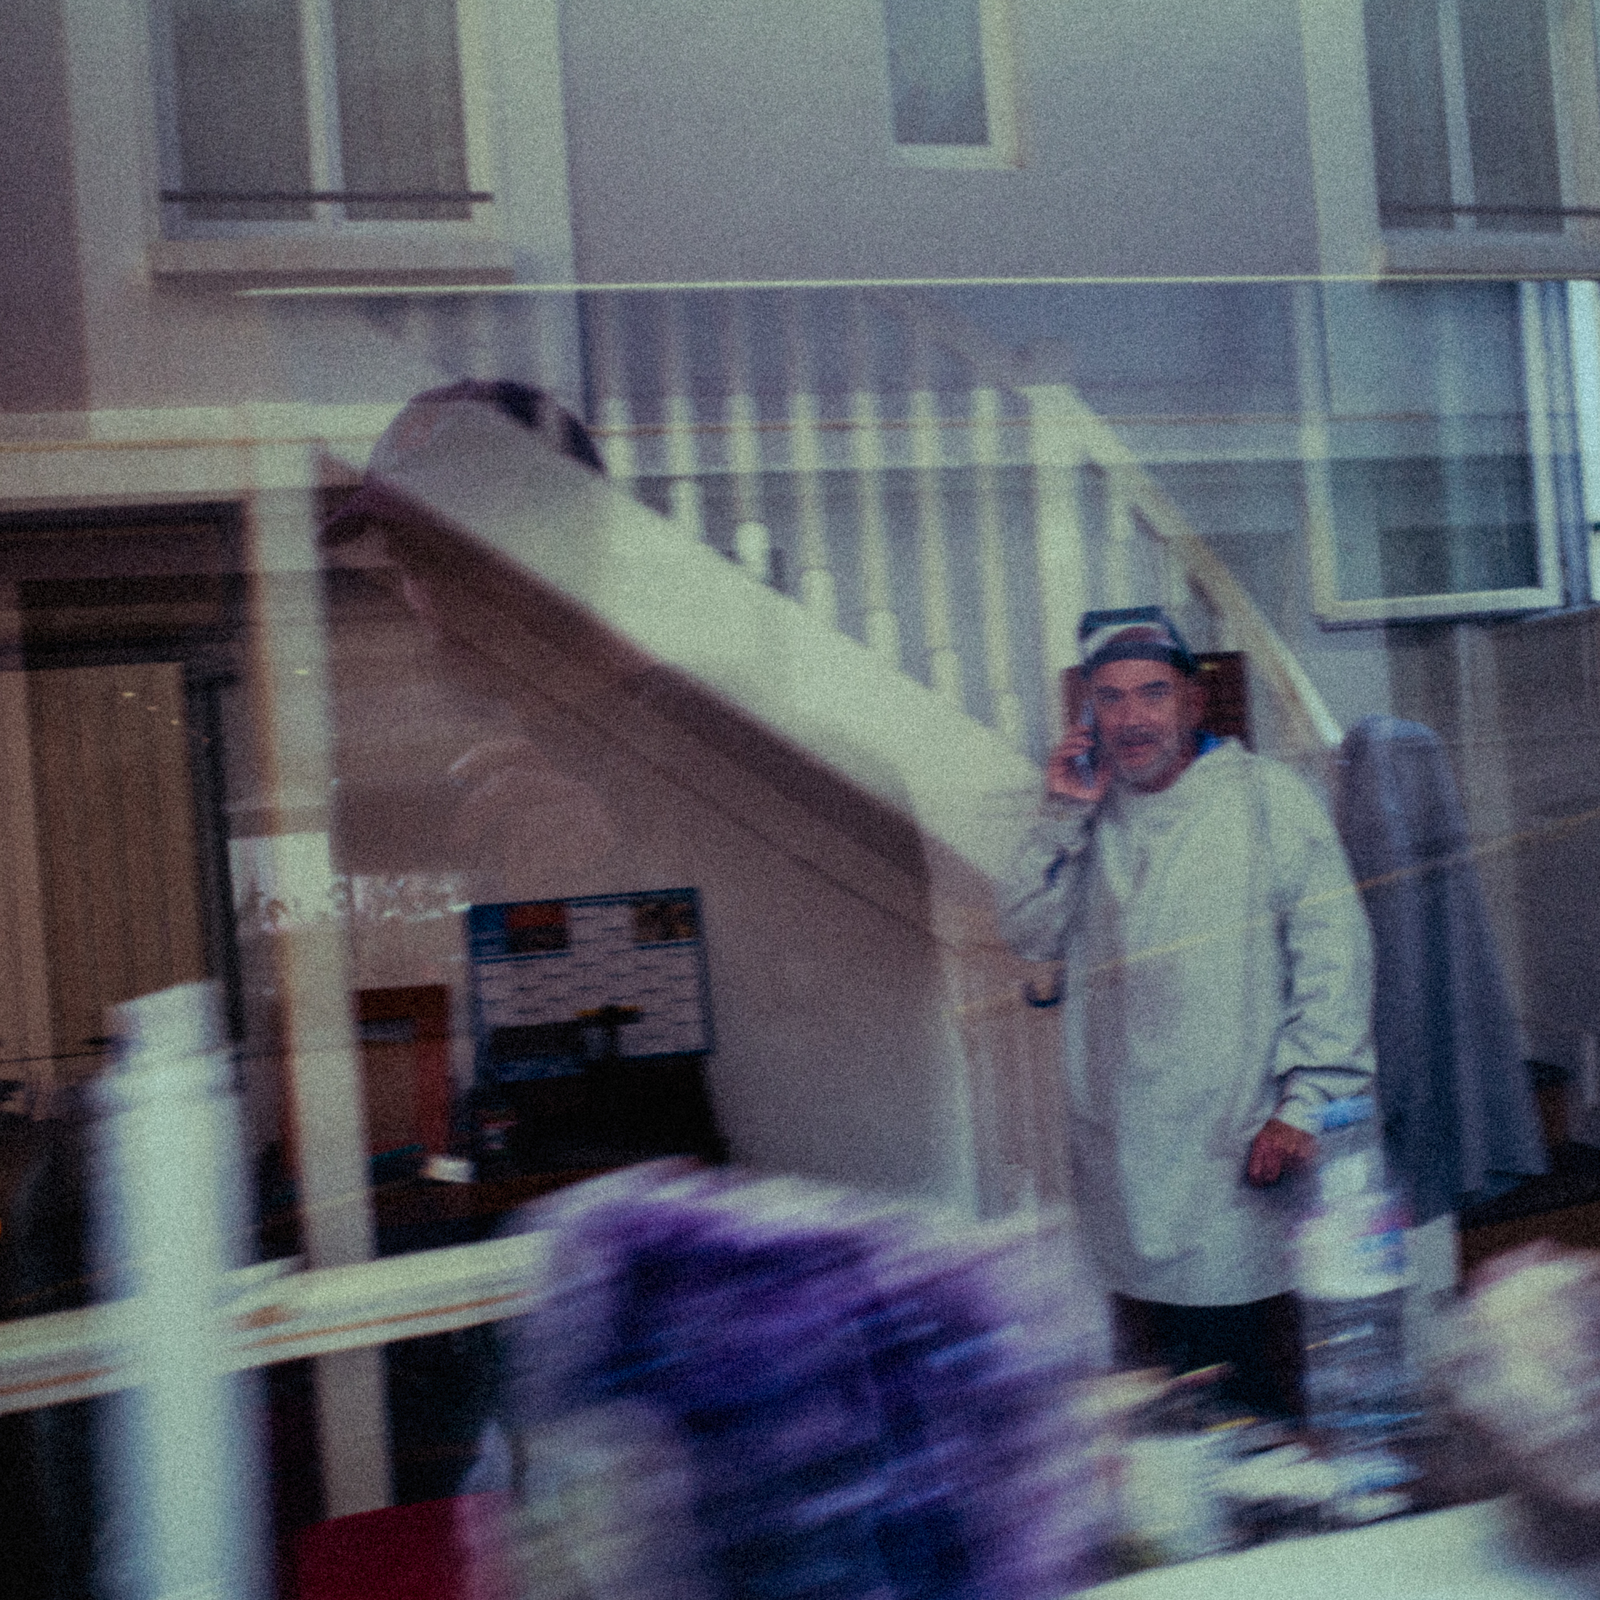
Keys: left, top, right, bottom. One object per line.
{"left": 153, "top": 0, "right": 490, "bottom": 235}
{"left": 883, "top": 0, "right": 1019, "bottom": 167}
{"left": 1326, "top": 454, "right": 1543, "bottom": 593}
{"left": 1363, "top": 0, "right": 1595, "bottom": 235}
{"left": 1308, "top": 282, "right": 1571, "bottom": 623}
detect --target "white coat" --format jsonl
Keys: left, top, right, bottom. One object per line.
{"left": 997, "top": 739, "right": 1375, "bottom": 1305}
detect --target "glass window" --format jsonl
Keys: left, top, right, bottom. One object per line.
{"left": 158, "top": 0, "right": 475, "bottom": 228}
{"left": 882, "top": 0, "right": 1016, "bottom": 165}
{"left": 1365, "top": 0, "right": 1564, "bottom": 232}
{"left": 884, "top": 0, "right": 990, "bottom": 147}
{"left": 1329, "top": 454, "right": 1542, "bottom": 600}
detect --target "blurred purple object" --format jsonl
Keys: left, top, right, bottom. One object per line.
{"left": 499, "top": 1164, "right": 1108, "bottom": 1598}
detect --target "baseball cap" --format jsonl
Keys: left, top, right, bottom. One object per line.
{"left": 1078, "top": 606, "right": 1199, "bottom": 677}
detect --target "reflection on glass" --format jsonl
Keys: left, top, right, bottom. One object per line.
{"left": 1331, "top": 454, "right": 1541, "bottom": 600}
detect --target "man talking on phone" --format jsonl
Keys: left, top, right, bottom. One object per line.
{"left": 998, "top": 609, "right": 1375, "bottom": 1418}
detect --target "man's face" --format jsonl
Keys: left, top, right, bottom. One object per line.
{"left": 1088, "top": 657, "right": 1204, "bottom": 793}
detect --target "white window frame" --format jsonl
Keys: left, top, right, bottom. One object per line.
{"left": 884, "top": 0, "right": 1022, "bottom": 170}
{"left": 1306, "top": 282, "right": 1568, "bottom": 625}
{"left": 146, "top": 0, "right": 512, "bottom": 284}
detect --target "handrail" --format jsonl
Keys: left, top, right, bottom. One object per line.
{"left": 385, "top": 284, "right": 1346, "bottom": 765}
{"left": 0, "top": 1236, "right": 549, "bottom": 1417}
{"left": 1016, "top": 379, "right": 1343, "bottom": 755}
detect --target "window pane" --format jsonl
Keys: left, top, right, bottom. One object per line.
{"left": 333, "top": 0, "right": 472, "bottom": 220}
{"left": 885, "top": 0, "right": 990, "bottom": 147}
{"left": 1331, "top": 455, "right": 1541, "bottom": 600}
{"left": 1460, "top": 0, "right": 1562, "bottom": 232}
{"left": 1362, "top": 0, "right": 1453, "bottom": 229}
{"left": 171, "top": 0, "right": 314, "bottom": 220}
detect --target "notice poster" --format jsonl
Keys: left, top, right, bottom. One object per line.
{"left": 467, "top": 889, "right": 713, "bottom": 1081}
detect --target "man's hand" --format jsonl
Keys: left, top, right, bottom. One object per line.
{"left": 1045, "top": 728, "right": 1110, "bottom": 805}
{"left": 1247, "top": 1117, "right": 1314, "bottom": 1186}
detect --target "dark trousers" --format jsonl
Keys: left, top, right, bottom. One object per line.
{"left": 1110, "top": 1292, "right": 1305, "bottom": 1421}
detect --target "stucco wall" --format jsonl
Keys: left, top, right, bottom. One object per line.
{"left": 558, "top": 0, "right": 1322, "bottom": 284}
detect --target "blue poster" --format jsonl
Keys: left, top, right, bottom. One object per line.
{"left": 467, "top": 889, "right": 713, "bottom": 1081}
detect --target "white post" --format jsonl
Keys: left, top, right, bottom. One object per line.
{"left": 972, "top": 388, "right": 1024, "bottom": 747}
{"left": 781, "top": 294, "right": 839, "bottom": 624}
{"left": 246, "top": 470, "right": 392, "bottom": 1518}
{"left": 1021, "top": 387, "right": 1092, "bottom": 739}
{"left": 848, "top": 295, "right": 902, "bottom": 665}
{"left": 93, "top": 981, "right": 267, "bottom": 1600}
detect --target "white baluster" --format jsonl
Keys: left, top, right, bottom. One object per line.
{"left": 909, "top": 382, "right": 963, "bottom": 705}
{"left": 781, "top": 294, "right": 839, "bottom": 623}
{"left": 601, "top": 391, "right": 641, "bottom": 486}
{"left": 725, "top": 296, "right": 770, "bottom": 570}
{"left": 587, "top": 294, "right": 640, "bottom": 485}
{"left": 93, "top": 981, "right": 268, "bottom": 1600}
{"left": 848, "top": 296, "right": 901, "bottom": 665}
{"left": 972, "top": 387, "right": 1024, "bottom": 747}
{"left": 663, "top": 298, "right": 708, "bottom": 543}
{"left": 1105, "top": 467, "right": 1136, "bottom": 608}
{"left": 734, "top": 519, "right": 771, "bottom": 579}
{"left": 1020, "top": 385, "right": 1092, "bottom": 739}
{"left": 788, "top": 391, "right": 838, "bottom": 618}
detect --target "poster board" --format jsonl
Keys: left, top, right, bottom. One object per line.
{"left": 466, "top": 888, "right": 713, "bottom": 1083}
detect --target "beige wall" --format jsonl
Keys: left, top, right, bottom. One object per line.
{"left": 559, "top": 0, "right": 1323, "bottom": 284}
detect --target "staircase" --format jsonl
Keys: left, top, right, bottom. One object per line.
{"left": 345, "top": 287, "right": 1343, "bottom": 1217}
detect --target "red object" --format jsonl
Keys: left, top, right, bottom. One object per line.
{"left": 293, "top": 1494, "right": 510, "bottom": 1600}
{"left": 358, "top": 984, "right": 454, "bottom": 1156}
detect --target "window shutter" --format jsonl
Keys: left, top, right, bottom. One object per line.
{"left": 331, "top": 0, "right": 472, "bottom": 220}
{"left": 1363, "top": 0, "right": 1453, "bottom": 230}
{"left": 171, "top": 0, "right": 314, "bottom": 220}
{"left": 1459, "top": 0, "right": 1562, "bottom": 233}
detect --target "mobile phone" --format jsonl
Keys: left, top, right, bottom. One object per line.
{"left": 1075, "top": 701, "right": 1101, "bottom": 780}
{"left": 1061, "top": 666, "right": 1101, "bottom": 778}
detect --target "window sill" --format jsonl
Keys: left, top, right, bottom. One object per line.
{"left": 1380, "top": 228, "right": 1600, "bottom": 278}
{"left": 891, "top": 142, "right": 1021, "bottom": 170}
{"left": 147, "top": 233, "right": 516, "bottom": 289}
{"left": 1313, "top": 586, "right": 1564, "bottom": 628}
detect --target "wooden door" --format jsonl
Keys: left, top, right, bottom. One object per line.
{"left": 25, "top": 664, "right": 208, "bottom": 1082}
{"left": 0, "top": 675, "right": 54, "bottom": 1109}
